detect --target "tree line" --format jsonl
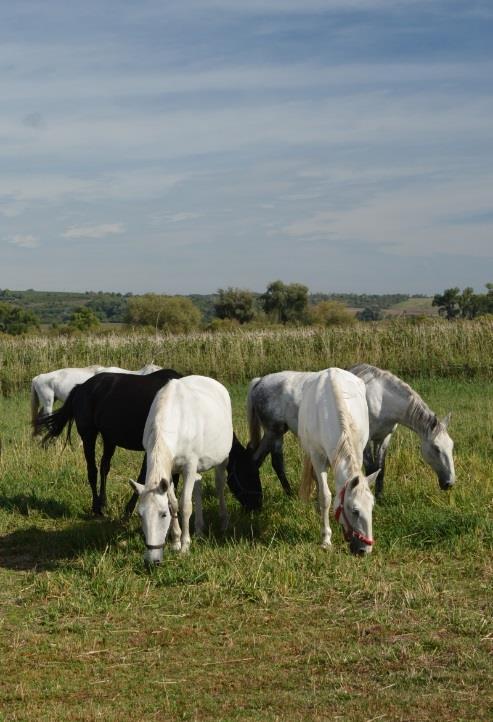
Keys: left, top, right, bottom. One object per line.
{"left": 0, "top": 282, "right": 491, "bottom": 335}
{"left": 432, "top": 284, "right": 493, "bottom": 320}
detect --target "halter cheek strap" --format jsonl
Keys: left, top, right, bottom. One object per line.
{"left": 334, "top": 485, "right": 374, "bottom": 546}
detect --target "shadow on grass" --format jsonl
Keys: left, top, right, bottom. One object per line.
{"left": 0, "top": 493, "right": 72, "bottom": 519}
{"left": 0, "top": 518, "right": 123, "bottom": 572}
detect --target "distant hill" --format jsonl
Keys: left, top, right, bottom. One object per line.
{"left": 0, "top": 288, "right": 434, "bottom": 325}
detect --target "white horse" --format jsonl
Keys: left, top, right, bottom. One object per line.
{"left": 247, "top": 365, "right": 454, "bottom": 496}
{"left": 129, "top": 375, "right": 234, "bottom": 564}
{"left": 298, "top": 368, "right": 378, "bottom": 554}
{"left": 31, "top": 363, "right": 161, "bottom": 428}
{"left": 348, "top": 364, "right": 454, "bottom": 496}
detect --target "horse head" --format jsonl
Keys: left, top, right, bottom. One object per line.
{"left": 336, "top": 471, "right": 378, "bottom": 555}
{"left": 130, "top": 478, "right": 172, "bottom": 564}
{"left": 420, "top": 413, "right": 455, "bottom": 490}
{"left": 227, "top": 434, "right": 263, "bottom": 511}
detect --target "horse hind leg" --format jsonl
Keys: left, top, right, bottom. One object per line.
{"left": 99, "top": 440, "right": 116, "bottom": 512}
{"left": 270, "top": 436, "right": 293, "bottom": 496}
{"left": 374, "top": 432, "right": 393, "bottom": 498}
{"left": 82, "top": 432, "right": 101, "bottom": 515}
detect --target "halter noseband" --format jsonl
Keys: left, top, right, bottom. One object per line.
{"left": 334, "top": 484, "right": 374, "bottom": 547}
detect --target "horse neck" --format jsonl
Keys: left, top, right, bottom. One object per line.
{"left": 400, "top": 391, "right": 437, "bottom": 440}
{"left": 145, "top": 428, "right": 174, "bottom": 489}
{"left": 332, "top": 439, "right": 361, "bottom": 491}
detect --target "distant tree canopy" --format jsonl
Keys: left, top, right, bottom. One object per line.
{"left": 260, "top": 281, "right": 309, "bottom": 324}
{"left": 69, "top": 306, "right": 101, "bottom": 331}
{"left": 0, "top": 303, "right": 40, "bottom": 335}
{"left": 126, "top": 294, "right": 202, "bottom": 333}
{"left": 214, "top": 287, "right": 256, "bottom": 324}
{"left": 309, "top": 300, "right": 355, "bottom": 326}
{"left": 433, "top": 285, "right": 493, "bottom": 320}
{"left": 357, "top": 306, "right": 384, "bottom": 322}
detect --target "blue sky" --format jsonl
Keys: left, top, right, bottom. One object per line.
{"left": 1, "top": 0, "right": 492, "bottom": 294}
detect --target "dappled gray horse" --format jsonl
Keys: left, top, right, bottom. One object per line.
{"left": 247, "top": 365, "right": 454, "bottom": 497}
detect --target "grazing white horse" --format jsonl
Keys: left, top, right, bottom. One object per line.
{"left": 31, "top": 363, "right": 161, "bottom": 427}
{"left": 349, "top": 364, "right": 454, "bottom": 496}
{"left": 130, "top": 375, "right": 233, "bottom": 564}
{"left": 298, "top": 368, "right": 378, "bottom": 554}
{"left": 247, "top": 365, "right": 454, "bottom": 496}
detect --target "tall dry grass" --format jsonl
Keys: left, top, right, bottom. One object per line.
{"left": 1, "top": 318, "right": 492, "bottom": 395}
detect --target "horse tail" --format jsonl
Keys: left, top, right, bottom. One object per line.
{"left": 246, "top": 377, "right": 262, "bottom": 451}
{"left": 299, "top": 453, "right": 316, "bottom": 502}
{"left": 30, "top": 381, "right": 40, "bottom": 433}
{"left": 35, "top": 386, "right": 77, "bottom": 447}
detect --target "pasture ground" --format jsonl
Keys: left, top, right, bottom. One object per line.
{"left": 0, "top": 379, "right": 492, "bottom": 721}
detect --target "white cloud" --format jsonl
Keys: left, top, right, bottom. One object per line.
{"left": 61, "top": 223, "right": 125, "bottom": 239}
{"left": 7, "top": 234, "right": 40, "bottom": 248}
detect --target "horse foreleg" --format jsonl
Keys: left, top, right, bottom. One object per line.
{"left": 192, "top": 477, "right": 204, "bottom": 538}
{"left": 271, "top": 436, "right": 293, "bottom": 496}
{"left": 167, "top": 479, "right": 182, "bottom": 551}
{"left": 179, "top": 465, "right": 197, "bottom": 553}
{"left": 99, "top": 440, "right": 116, "bottom": 512}
{"left": 82, "top": 433, "right": 100, "bottom": 515}
{"left": 215, "top": 462, "right": 229, "bottom": 533}
{"left": 311, "top": 455, "right": 331, "bottom": 549}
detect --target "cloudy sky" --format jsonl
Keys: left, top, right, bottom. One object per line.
{"left": 1, "top": 0, "right": 492, "bottom": 295}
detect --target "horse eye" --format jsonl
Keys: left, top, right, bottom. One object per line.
{"left": 160, "top": 511, "right": 167, "bottom": 519}
{"left": 352, "top": 508, "right": 360, "bottom": 517}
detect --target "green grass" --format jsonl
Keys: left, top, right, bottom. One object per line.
{"left": 0, "top": 379, "right": 492, "bottom": 721}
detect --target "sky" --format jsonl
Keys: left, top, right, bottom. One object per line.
{"left": 1, "top": 0, "right": 492, "bottom": 295}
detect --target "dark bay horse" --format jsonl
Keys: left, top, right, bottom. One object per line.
{"left": 36, "top": 369, "right": 262, "bottom": 516}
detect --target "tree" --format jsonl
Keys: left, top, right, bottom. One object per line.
{"left": 0, "top": 303, "right": 40, "bottom": 335}
{"left": 356, "top": 306, "right": 383, "bottom": 322}
{"left": 214, "top": 287, "right": 256, "bottom": 324}
{"left": 69, "top": 306, "right": 101, "bottom": 331}
{"left": 260, "top": 281, "right": 308, "bottom": 324}
{"left": 432, "top": 288, "right": 461, "bottom": 320}
{"left": 309, "top": 300, "right": 355, "bottom": 326}
{"left": 126, "top": 294, "right": 202, "bottom": 333}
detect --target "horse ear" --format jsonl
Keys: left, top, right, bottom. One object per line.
{"left": 129, "top": 479, "right": 145, "bottom": 495}
{"left": 441, "top": 412, "right": 451, "bottom": 429}
{"left": 159, "top": 478, "right": 169, "bottom": 493}
{"left": 366, "top": 470, "right": 380, "bottom": 488}
{"left": 349, "top": 475, "right": 360, "bottom": 489}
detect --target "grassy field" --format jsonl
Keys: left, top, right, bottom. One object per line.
{"left": 0, "top": 372, "right": 492, "bottom": 721}
{"left": 1, "top": 320, "right": 493, "bottom": 398}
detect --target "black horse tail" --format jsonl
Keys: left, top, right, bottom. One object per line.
{"left": 35, "top": 386, "right": 78, "bottom": 448}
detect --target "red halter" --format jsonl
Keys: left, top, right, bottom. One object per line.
{"left": 334, "top": 483, "right": 374, "bottom": 546}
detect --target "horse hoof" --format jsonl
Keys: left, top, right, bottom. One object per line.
{"left": 320, "top": 541, "right": 332, "bottom": 551}
{"left": 180, "top": 544, "right": 190, "bottom": 555}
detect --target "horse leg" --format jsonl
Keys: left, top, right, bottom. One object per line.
{"left": 167, "top": 478, "right": 182, "bottom": 551}
{"left": 270, "top": 436, "right": 293, "bottom": 496}
{"left": 215, "top": 461, "right": 229, "bottom": 532}
{"left": 99, "top": 439, "right": 116, "bottom": 512}
{"left": 250, "top": 431, "right": 274, "bottom": 467}
{"left": 179, "top": 463, "right": 198, "bottom": 553}
{"left": 312, "top": 454, "right": 331, "bottom": 549}
{"left": 82, "top": 432, "right": 100, "bottom": 515}
{"left": 192, "top": 477, "right": 204, "bottom": 538}
{"left": 123, "top": 454, "right": 147, "bottom": 520}
{"left": 374, "top": 432, "right": 393, "bottom": 497}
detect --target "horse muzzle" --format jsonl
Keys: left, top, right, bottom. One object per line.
{"left": 439, "top": 477, "right": 455, "bottom": 490}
